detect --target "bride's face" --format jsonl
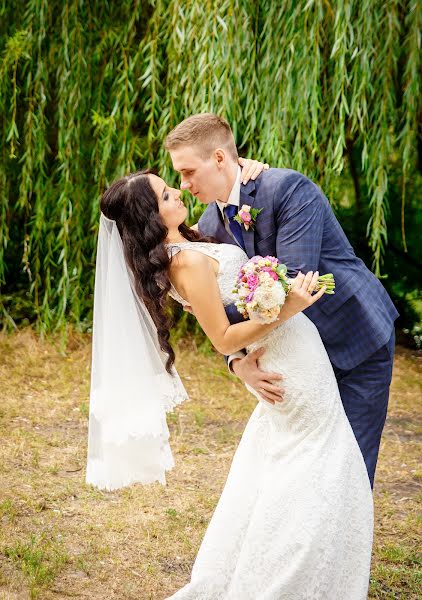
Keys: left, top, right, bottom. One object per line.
{"left": 149, "top": 174, "right": 188, "bottom": 230}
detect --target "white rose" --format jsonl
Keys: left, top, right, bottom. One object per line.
{"left": 252, "top": 281, "right": 286, "bottom": 310}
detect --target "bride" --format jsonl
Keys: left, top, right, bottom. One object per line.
{"left": 87, "top": 167, "right": 373, "bottom": 599}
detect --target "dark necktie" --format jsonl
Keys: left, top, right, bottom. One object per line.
{"left": 223, "top": 204, "right": 246, "bottom": 251}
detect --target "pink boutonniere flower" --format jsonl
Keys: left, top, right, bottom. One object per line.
{"left": 234, "top": 204, "right": 263, "bottom": 231}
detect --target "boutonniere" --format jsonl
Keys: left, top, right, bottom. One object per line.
{"left": 234, "top": 204, "right": 263, "bottom": 231}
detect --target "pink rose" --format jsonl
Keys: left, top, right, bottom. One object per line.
{"left": 247, "top": 274, "right": 259, "bottom": 290}
{"left": 239, "top": 211, "right": 252, "bottom": 223}
{"left": 262, "top": 267, "right": 278, "bottom": 281}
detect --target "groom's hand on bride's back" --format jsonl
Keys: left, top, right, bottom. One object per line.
{"left": 231, "top": 272, "right": 325, "bottom": 404}
{"left": 231, "top": 348, "right": 284, "bottom": 405}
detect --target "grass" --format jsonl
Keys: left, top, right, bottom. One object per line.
{"left": 0, "top": 329, "right": 421, "bottom": 599}
{"left": 3, "top": 534, "right": 69, "bottom": 598}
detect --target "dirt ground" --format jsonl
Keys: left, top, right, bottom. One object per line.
{"left": 0, "top": 330, "right": 421, "bottom": 599}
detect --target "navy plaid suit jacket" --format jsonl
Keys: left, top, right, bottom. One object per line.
{"left": 198, "top": 168, "right": 399, "bottom": 370}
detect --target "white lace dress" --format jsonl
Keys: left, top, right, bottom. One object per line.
{"left": 165, "top": 241, "right": 373, "bottom": 600}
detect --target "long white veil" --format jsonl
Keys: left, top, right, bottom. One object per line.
{"left": 86, "top": 213, "right": 188, "bottom": 491}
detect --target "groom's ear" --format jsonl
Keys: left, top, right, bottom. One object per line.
{"left": 214, "top": 148, "right": 226, "bottom": 167}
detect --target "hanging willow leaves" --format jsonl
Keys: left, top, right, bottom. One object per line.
{"left": 399, "top": 0, "right": 421, "bottom": 254}
{"left": 0, "top": 0, "right": 420, "bottom": 333}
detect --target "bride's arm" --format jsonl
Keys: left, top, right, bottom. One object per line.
{"left": 169, "top": 251, "right": 324, "bottom": 355}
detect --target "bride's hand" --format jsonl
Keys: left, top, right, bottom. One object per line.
{"left": 238, "top": 157, "right": 269, "bottom": 184}
{"left": 281, "top": 271, "right": 326, "bottom": 320}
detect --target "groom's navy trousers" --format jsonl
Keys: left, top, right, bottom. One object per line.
{"left": 333, "top": 330, "right": 395, "bottom": 487}
{"left": 198, "top": 168, "right": 399, "bottom": 489}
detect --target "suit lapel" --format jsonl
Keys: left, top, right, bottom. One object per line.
{"left": 239, "top": 180, "right": 257, "bottom": 258}
{"left": 203, "top": 202, "right": 235, "bottom": 245}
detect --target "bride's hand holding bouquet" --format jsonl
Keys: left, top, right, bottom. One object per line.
{"left": 233, "top": 256, "right": 335, "bottom": 323}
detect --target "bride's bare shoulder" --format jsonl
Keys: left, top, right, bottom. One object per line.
{"left": 169, "top": 248, "right": 209, "bottom": 272}
{"left": 169, "top": 249, "right": 215, "bottom": 299}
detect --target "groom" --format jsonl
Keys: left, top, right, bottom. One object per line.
{"left": 165, "top": 113, "right": 398, "bottom": 488}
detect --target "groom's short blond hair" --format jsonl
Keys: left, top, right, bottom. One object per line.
{"left": 165, "top": 113, "right": 238, "bottom": 161}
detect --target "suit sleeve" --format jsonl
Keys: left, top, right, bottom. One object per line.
{"left": 223, "top": 304, "right": 247, "bottom": 368}
{"left": 274, "top": 175, "right": 325, "bottom": 277}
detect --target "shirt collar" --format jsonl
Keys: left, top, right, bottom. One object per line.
{"left": 216, "top": 166, "right": 241, "bottom": 216}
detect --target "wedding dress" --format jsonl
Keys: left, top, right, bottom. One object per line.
{"left": 165, "top": 241, "right": 373, "bottom": 600}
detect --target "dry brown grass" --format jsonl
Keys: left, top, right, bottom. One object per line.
{"left": 0, "top": 329, "right": 421, "bottom": 599}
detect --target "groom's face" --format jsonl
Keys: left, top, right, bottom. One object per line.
{"left": 169, "top": 145, "right": 227, "bottom": 204}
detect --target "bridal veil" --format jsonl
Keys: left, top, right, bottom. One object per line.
{"left": 86, "top": 213, "right": 188, "bottom": 491}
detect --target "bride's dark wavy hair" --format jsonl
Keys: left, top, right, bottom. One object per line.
{"left": 100, "top": 169, "right": 216, "bottom": 373}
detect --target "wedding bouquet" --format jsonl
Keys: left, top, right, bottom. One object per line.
{"left": 233, "top": 255, "right": 335, "bottom": 323}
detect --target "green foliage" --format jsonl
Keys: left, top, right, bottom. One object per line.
{"left": 0, "top": 1, "right": 420, "bottom": 339}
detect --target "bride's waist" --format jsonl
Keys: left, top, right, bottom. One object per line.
{"left": 246, "top": 315, "right": 327, "bottom": 371}
{"left": 246, "top": 313, "right": 312, "bottom": 347}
